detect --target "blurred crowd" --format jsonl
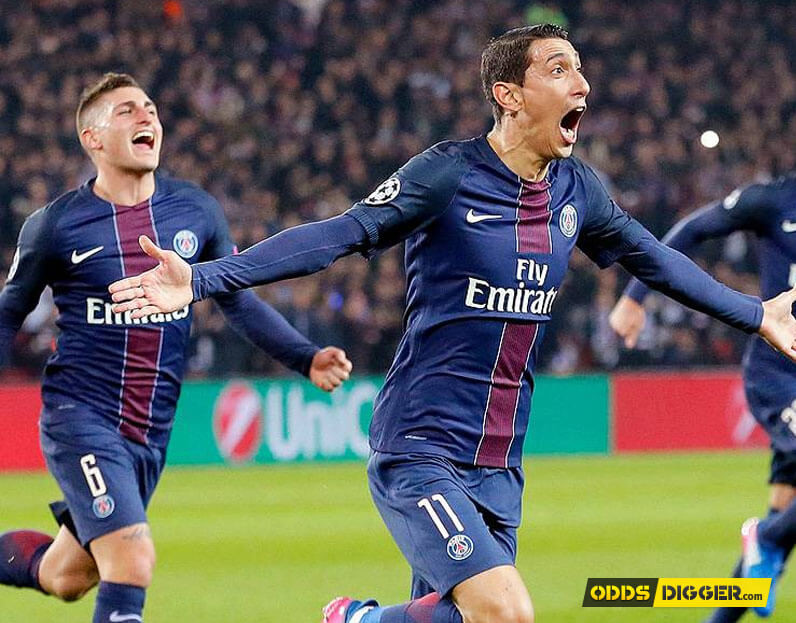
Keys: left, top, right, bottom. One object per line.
{"left": 1, "top": 0, "right": 794, "bottom": 379}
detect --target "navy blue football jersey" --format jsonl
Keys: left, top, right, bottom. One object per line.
{"left": 346, "top": 137, "right": 651, "bottom": 467}
{"left": 0, "top": 174, "right": 316, "bottom": 448}
{"left": 192, "top": 136, "right": 762, "bottom": 469}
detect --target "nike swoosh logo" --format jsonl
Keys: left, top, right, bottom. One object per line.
{"left": 7, "top": 556, "right": 14, "bottom": 563}
{"left": 109, "top": 612, "right": 143, "bottom": 623}
{"left": 71, "top": 246, "right": 104, "bottom": 264}
{"left": 465, "top": 209, "right": 502, "bottom": 224}
{"left": 782, "top": 220, "right": 796, "bottom": 233}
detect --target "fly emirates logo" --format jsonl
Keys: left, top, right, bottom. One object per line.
{"left": 85, "top": 297, "right": 189, "bottom": 326}
{"left": 464, "top": 259, "right": 557, "bottom": 315}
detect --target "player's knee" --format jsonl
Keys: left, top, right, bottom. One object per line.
{"left": 495, "top": 599, "right": 533, "bottom": 623}
{"left": 48, "top": 572, "right": 97, "bottom": 602}
{"left": 465, "top": 592, "right": 534, "bottom": 623}
{"left": 92, "top": 527, "right": 156, "bottom": 587}
{"left": 123, "top": 548, "right": 156, "bottom": 588}
{"left": 40, "top": 552, "right": 99, "bottom": 601}
{"left": 481, "top": 604, "right": 533, "bottom": 623}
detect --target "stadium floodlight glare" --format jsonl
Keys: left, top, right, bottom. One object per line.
{"left": 700, "top": 130, "right": 720, "bottom": 149}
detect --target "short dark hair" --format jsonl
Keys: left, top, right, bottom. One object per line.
{"left": 480, "top": 24, "right": 569, "bottom": 124}
{"left": 76, "top": 72, "right": 142, "bottom": 132}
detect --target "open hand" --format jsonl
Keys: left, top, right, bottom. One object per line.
{"left": 109, "top": 235, "right": 193, "bottom": 318}
{"left": 759, "top": 286, "right": 796, "bottom": 362}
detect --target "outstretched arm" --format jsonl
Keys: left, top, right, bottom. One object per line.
{"left": 198, "top": 196, "right": 352, "bottom": 391}
{"left": 612, "top": 184, "right": 767, "bottom": 347}
{"left": 214, "top": 291, "right": 352, "bottom": 391}
{"left": 611, "top": 202, "right": 741, "bottom": 347}
{"left": 110, "top": 143, "right": 466, "bottom": 316}
{"left": 624, "top": 199, "right": 754, "bottom": 305}
{"left": 618, "top": 232, "right": 796, "bottom": 361}
{"left": 618, "top": 232, "right": 761, "bottom": 331}
{"left": 109, "top": 214, "right": 368, "bottom": 317}
{"left": 575, "top": 164, "right": 796, "bottom": 360}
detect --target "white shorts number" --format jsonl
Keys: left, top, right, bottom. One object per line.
{"left": 417, "top": 493, "right": 465, "bottom": 539}
{"left": 781, "top": 401, "right": 796, "bottom": 437}
{"left": 789, "top": 264, "right": 796, "bottom": 288}
{"left": 79, "top": 454, "right": 107, "bottom": 497}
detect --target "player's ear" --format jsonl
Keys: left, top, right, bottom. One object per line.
{"left": 80, "top": 127, "right": 102, "bottom": 153}
{"left": 492, "top": 82, "right": 523, "bottom": 118}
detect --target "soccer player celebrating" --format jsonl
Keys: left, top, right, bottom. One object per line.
{"left": 0, "top": 73, "right": 352, "bottom": 623}
{"left": 610, "top": 176, "right": 796, "bottom": 621}
{"left": 109, "top": 26, "right": 796, "bottom": 623}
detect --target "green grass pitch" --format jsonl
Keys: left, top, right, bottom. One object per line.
{"left": 1, "top": 451, "right": 793, "bottom": 622}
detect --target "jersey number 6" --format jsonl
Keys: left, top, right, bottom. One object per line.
{"left": 79, "top": 454, "right": 108, "bottom": 497}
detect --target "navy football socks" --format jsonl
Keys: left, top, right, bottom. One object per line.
{"left": 705, "top": 506, "right": 796, "bottom": 623}
{"left": 0, "top": 530, "right": 53, "bottom": 592}
{"left": 357, "top": 593, "right": 463, "bottom": 623}
{"left": 702, "top": 557, "right": 746, "bottom": 623}
{"left": 93, "top": 581, "right": 146, "bottom": 623}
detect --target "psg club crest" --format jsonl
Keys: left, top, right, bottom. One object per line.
{"left": 173, "top": 229, "right": 199, "bottom": 258}
{"left": 364, "top": 176, "right": 401, "bottom": 205}
{"left": 559, "top": 204, "right": 578, "bottom": 238}
{"left": 92, "top": 494, "right": 115, "bottom": 519}
{"left": 446, "top": 534, "right": 474, "bottom": 561}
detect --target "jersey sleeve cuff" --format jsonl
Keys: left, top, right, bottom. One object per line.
{"left": 624, "top": 278, "right": 650, "bottom": 304}
{"left": 299, "top": 346, "right": 320, "bottom": 377}
{"left": 191, "top": 269, "right": 206, "bottom": 301}
{"left": 749, "top": 297, "right": 764, "bottom": 333}
{"left": 344, "top": 206, "right": 380, "bottom": 256}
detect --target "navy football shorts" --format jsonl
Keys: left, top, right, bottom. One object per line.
{"left": 368, "top": 451, "right": 523, "bottom": 598}
{"left": 744, "top": 365, "right": 796, "bottom": 486}
{"left": 769, "top": 450, "right": 796, "bottom": 486}
{"left": 40, "top": 406, "right": 166, "bottom": 546}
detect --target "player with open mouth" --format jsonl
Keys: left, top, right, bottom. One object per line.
{"left": 0, "top": 72, "right": 352, "bottom": 623}
{"left": 108, "top": 25, "right": 796, "bottom": 623}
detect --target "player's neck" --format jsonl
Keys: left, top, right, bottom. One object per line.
{"left": 487, "top": 124, "right": 550, "bottom": 183}
{"left": 92, "top": 168, "right": 155, "bottom": 206}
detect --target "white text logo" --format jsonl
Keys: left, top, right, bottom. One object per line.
{"left": 465, "top": 277, "right": 557, "bottom": 315}
{"left": 86, "top": 297, "right": 189, "bottom": 326}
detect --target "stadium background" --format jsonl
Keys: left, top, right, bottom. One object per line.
{"left": 1, "top": 0, "right": 795, "bottom": 620}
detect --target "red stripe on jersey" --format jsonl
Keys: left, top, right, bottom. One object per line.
{"left": 475, "top": 321, "right": 538, "bottom": 467}
{"left": 517, "top": 180, "right": 552, "bottom": 254}
{"left": 117, "top": 328, "right": 163, "bottom": 443}
{"left": 112, "top": 200, "right": 162, "bottom": 444}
